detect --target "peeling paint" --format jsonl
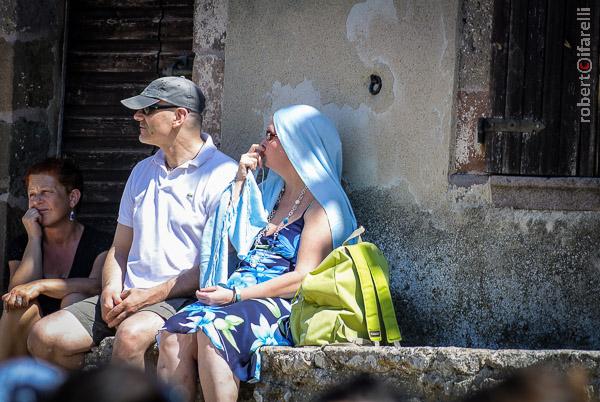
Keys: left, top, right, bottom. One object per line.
{"left": 346, "top": 0, "right": 399, "bottom": 57}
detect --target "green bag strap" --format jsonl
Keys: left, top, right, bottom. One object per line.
{"left": 369, "top": 260, "right": 402, "bottom": 345}
{"left": 345, "top": 245, "right": 382, "bottom": 345}
{"left": 343, "top": 226, "right": 365, "bottom": 246}
{"left": 347, "top": 246, "right": 402, "bottom": 346}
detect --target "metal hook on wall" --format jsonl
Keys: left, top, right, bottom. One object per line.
{"left": 369, "top": 74, "right": 382, "bottom": 95}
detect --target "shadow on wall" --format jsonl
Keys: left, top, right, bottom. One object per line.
{"left": 350, "top": 185, "right": 600, "bottom": 350}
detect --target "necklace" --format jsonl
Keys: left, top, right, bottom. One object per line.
{"left": 249, "top": 185, "right": 308, "bottom": 267}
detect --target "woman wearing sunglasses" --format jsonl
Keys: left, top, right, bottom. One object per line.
{"left": 157, "top": 105, "right": 357, "bottom": 402}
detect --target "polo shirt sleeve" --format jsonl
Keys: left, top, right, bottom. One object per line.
{"left": 117, "top": 170, "right": 136, "bottom": 228}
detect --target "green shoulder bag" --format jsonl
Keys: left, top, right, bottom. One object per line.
{"left": 290, "top": 227, "right": 402, "bottom": 346}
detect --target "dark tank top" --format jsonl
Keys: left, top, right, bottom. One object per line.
{"left": 6, "top": 225, "right": 112, "bottom": 315}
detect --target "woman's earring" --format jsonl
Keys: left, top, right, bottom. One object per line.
{"left": 69, "top": 210, "right": 76, "bottom": 221}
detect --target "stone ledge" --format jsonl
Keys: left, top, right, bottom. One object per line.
{"left": 256, "top": 346, "right": 600, "bottom": 401}
{"left": 84, "top": 339, "right": 600, "bottom": 402}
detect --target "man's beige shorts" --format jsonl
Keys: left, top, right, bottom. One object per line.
{"left": 64, "top": 295, "right": 194, "bottom": 345}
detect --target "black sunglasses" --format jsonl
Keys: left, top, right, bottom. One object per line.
{"left": 140, "top": 104, "right": 179, "bottom": 115}
{"left": 265, "top": 129, "right": 278, "bottom": 141}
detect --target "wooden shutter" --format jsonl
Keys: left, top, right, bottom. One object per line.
{"left": 61, "top": 0, "right": 194, "bottom": 233}
{"left": 485, "top": 0, "right": 600, "bottom": 177}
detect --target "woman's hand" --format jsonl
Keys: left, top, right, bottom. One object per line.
{"left": 22, "top": 208, "right": 43, "bottom": 239}
{"left": 196, "top": 286, "right": 235, "bottom": 306}
{"left": 2, "top": 281, "right": 42, "bottom": 311}
{"left": 236, "top": 144, "right": 265, "bottom": 181}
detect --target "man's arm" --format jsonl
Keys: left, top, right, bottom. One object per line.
{"left": 100, "top": 224, "right": 132, "bottom": 324}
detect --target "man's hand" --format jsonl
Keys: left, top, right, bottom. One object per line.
{"left": 100, "top": 287, "right": 122, "bottom": 324}
{"left": 196, "top": 286, "right": 234, "bottom": 306}
{"left": 2, "top": 281, "right": 42, "bottom": 311}
{"left": 105, "top": 288, "right": 155, "bottom": 328}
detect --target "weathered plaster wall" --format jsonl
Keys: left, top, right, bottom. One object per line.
{"left": 220, "top": 0, "right": 600, "bottom": 349}
{"left": 0, "top": 0, "right": 65, "bottom": 290}
{"left": 222, "top": 0, "right": 455, "bottom": 207}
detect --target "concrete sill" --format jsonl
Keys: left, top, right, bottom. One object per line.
{"left": 489, "top": 176, "right": 600, "bottom": 211}
{"left": 449, "top": 174, "right": 600, "bottom": 211}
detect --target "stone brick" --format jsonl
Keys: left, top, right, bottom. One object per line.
{"left": 0, "top": 39, "right": 15, "bottom": 113}
{"left": 8, "top": 118, "right": 51, "bottom": 198}
{"left": 256, "top": 346, "right": 600, "bottom": 401}
{"left": 0, "top": 201, "right": 7, "bottom": 292}
{"left": 193, "top": 55, "right": 224, "bottom": 146}
{"left": 0, "top": 0, "right": 62, "bottom": 36}
{"left": 0, "top": 0, "right": 17, "bottom": 35}
{"left": 12, "top": 40, "right": 55, "bottom": 109}
{"left": 453, "top": 90, "right": 489, "bottom": 173}
{"left": 457, "top": 0, "right": 493, "bottom": 91}
{"left": 84, "top": 337, "right": 255, "bottom": 402}
{"left": 0, "top": 122, "right": 11, "bottom": 180}
{"left": 193, "top": 0, "right": 227, "bottom": 53}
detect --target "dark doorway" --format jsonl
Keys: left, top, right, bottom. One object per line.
{"left": 61, "top": 0, "right": 194, "bottom": 233}
{"left": 483, "top": 0, "right": 599, "bottom": 177}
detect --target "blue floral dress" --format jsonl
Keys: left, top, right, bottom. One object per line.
{"left": 160, "top": 217, "right": 304, "bottom": 382}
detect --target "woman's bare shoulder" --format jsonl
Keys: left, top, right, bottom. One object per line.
{"left": 304, "top": 198, "right": 327, "bottom": 222}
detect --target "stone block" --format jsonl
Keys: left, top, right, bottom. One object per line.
{"left": 84, "top": 337, "right": 255, "bottom": 402}
{"left": 193, "top": 0, "right": 227, "bottom": 53}
{"left": 12, "top": 40, "right": 56, "bottom": 109}
{"left": 452, "top": 90, "right": 489, "bottom": 173}
{"left": 8, "top": 118, "right": 51, "bottom": 198}
{"left": 0, "top": 0, "right": 62, "bottom": 36}
{"left": 256, "top": 346, "right": 600, "bottom": 401}
{"left": 0, "top": 122, "right": 12, "bottom": 177}
{"left": 0, "top": 0, "right": 17, "bottom": 35}
{"left": 0, "top": 201, "right": 7, "bottom": 292}
{"left": 15, "top": 0, "right": 61, "bottom": 34}
{"left": 0, "top": 39, "right": 15, "bottom": 113}
{"left": 193, "top": 55, "right": 224, "bottom": 145}
{"left": 457, "top": 0, "right": 493, "bottom": 91}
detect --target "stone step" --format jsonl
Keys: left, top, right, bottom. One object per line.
{"left": 84, "top": 338, "right": 600, "bottom": 402}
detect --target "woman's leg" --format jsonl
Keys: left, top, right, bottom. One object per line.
{"left": 0, "top": 302, "right": 42, "bottom": 360}
{"left": 196, "top": 332, "right": 240, "bottom": 402}
{"left": 157, "top": 332, "right": 198, "bottom": 402}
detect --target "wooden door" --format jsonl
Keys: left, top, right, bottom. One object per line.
{"left": 61, "top": 0, "right": 194, "bottom": 233}
{"left": 485, "top": 0, "right": 600, "bottom": 177}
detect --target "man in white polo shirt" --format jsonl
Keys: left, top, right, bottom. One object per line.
{"left": 28, "top": 77, "right": 238, "bottom": 369}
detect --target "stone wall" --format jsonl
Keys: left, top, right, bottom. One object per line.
{"left": 0, "top": 0, "right": 65, "bottom": 290}
{"left": 218, "top": 0, "right": 600, "bottom": 349}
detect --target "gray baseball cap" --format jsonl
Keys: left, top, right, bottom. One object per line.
{"left": 120, "top": 76, "right": 206, "bottom": 113}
